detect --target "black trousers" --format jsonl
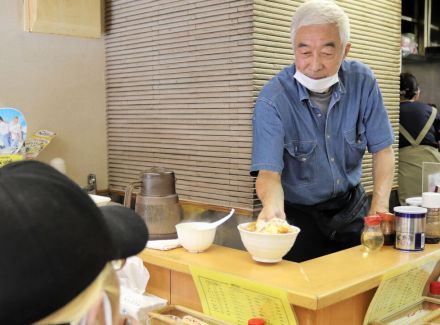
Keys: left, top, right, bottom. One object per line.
{"left": 283, "top": 184, "right": 369, "bottom": 262}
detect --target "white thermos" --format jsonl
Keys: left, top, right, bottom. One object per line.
{"left": 422, "top": 192, "right": 440, "bottom": 244}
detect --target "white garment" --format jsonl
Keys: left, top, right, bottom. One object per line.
{"left": 294, "top": 70, "right": 339, "bottom": 93}
{"left": 0, "top": 121, "right": 8, "bottom": 135}
{"left": 9, "top": 122, "right": 22, "bottom": 140}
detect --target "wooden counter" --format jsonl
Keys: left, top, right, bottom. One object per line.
{"left": 139, "top": 244, "right": 440, "bottom": 324}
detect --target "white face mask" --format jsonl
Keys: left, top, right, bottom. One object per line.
{"left": 294, "top": 70, "right": 339, "bottom": 93}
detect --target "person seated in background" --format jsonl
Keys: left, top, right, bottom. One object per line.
{"left": 0, "top": 160, "right": 148, "bottom": 324}
{"left": 398, "top": 72, "right": 440, "bottom": 204}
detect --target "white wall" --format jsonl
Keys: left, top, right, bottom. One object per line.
{"left": 0, "top": 1, "right": 108, "bottom": 189}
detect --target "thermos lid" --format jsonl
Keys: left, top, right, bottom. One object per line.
{"left": 378, "top": 212, "right": 394, "bottom": 222}
{"left": 422, "top": 192, "right": 440, "bottom": 208}
{"left": 364, "top": 215, "right": 381, "bottom": 226}
{"left": 140, "top": 167, "right": 176, "bottom": 197}
{"left": 393, "top": 206, "right": 427, "bottom": 217}
{"left": 430, "top": 281, "right": 440, "bottom": 295}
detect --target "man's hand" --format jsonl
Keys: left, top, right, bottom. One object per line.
{"left": 258, "top": 204, "right": 286, "bottom": 221}
{"left": 255, "top": 170, "right": 286, "bottom": 221}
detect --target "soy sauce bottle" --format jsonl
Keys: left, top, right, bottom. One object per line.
{"left": 378, "top": 212, "right": 395, "bottom": 246}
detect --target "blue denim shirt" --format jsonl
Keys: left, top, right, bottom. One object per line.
{"left": 250, "top": 60, "right": 394, "bottom": 205}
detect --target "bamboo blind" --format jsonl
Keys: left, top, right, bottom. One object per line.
{"left": 104, "top": 0, "right": 255, "bottom": 210}
{"left": 105, "top": 0, "right": 401, "bottom": 212}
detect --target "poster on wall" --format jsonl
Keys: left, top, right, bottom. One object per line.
{"left": 23, "top": 0, "right": 102, "bottom": 38}
{"left": 0, "top": 108, "right": 27, "bottom": 167}
{"left": 0, "top": 107, "right": 56, "bottom": 168}
{"left": 0, "top": 108, "right": 27, "bottom": 155}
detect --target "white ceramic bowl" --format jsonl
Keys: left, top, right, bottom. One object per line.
{"left": 176, "top": 222, "right": 216, "bottom": 253}
{"left": 89, "top": 194, "right": 111, "bottom": 207}
{"left": 405, "top": 196, "right": 422, "bottom": 207}
{"left": 238, "top": 222, "right": 300, "bottom": 263}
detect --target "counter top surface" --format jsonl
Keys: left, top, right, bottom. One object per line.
{"left": 139, "top": 243, "right": 440, "bottom": 310}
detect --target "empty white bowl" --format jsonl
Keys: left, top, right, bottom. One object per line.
{"left": 238, "top": 222, "right": 300, "bottom": 263}
{"left": 176, "top": 222, "right": 216, "bottom": 253}
{"left": 89, "top": 194, "right": 111, "bottom": 207}
{"left": 405, "top": 196, "right": 422, "bottom": 207}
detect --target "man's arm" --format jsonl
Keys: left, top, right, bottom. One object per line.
{"left": 369, "top": 145, "right": 395, "bottom": 214}
{"left": 255, "top": 170, "right": 286, "bottom": 221}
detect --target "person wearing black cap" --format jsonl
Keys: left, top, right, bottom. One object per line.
{"left": 399, "top": 72, "right": 440, "bottom": 204}
{"left": 0, "top": 160, "right": 149, "bottom": 324}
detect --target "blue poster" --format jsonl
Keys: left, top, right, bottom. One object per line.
{"left": 0, "top": 108, "right": 27, "bottom": 155}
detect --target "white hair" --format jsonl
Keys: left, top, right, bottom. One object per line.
{"left": 291, "top": 0, "right": 350, "bottom": 47}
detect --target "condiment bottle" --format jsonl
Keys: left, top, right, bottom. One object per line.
{"left": 361, "top": 215, "right": 384, "bottom": 252}
{"left": 248, "top": 318, "right": 265, "bottom": 325}
{"left": 430, "top": 281, "right": 440, "bottom": 299}
{"left": 378, "top": 212, "right": 395, "bottom": 246}
{"left": 422, "top": 192, "right": 440, "bottom": 244}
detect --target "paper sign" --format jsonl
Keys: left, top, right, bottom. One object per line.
{"left": 24, "top": 129, "right": 56, "bottom": 159}
{"left": 0, "top": 154, "right": 24, "bottom": 167}
{"left": 191, "top": 265, "right": 297, "bottom": 325}
{"left": 363, "top": 252, "right": 440, "bottom": 324}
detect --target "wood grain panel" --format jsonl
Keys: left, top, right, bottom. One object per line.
{"left": 144, "top": 262, "right": 171, "bottom": 301}
{"left": 171, "top": 271, "right": 202, "bottom": 312}
{"left": 105, "top": 0, "right": 255, "bottom": 211}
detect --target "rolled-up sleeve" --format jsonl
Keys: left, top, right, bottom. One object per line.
{"left": 363, "top": 79, "right": 395, "bottom": 154}
{"left": 250, "top": 98, "right": 285, "bottom": 176}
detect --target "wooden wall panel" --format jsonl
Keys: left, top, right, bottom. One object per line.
{"left": 105, "top": 0, "right": 255, "bottom": 211}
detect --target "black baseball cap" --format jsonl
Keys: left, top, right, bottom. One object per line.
{"left": 0, "top": 160, "right": 148, "bottom": 324}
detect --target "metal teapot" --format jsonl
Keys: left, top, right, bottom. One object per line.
{"left": 124, "top": 167, "right": 182, "bottom": 240}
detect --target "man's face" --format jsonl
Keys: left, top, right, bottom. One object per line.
{"left": 294, "top": 23, "right": 350, "bottom": 79}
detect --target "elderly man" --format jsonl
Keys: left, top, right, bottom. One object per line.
{"left": 250, "top": 0, "right": 395, "bottom": 262}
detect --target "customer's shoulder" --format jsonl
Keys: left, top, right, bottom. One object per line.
{"left": 258, "top": 65, "right": 296, "bottom": 102}
{"left": 400, "top": 101, "right": 435, "bottom": 121}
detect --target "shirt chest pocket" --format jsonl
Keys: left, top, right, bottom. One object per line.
{"left": 284, "top": 140, "right": 317, "bottom": 186}
{"left": 343, "top": 126, "right": 367, "bottom": 172}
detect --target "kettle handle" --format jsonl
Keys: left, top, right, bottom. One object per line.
{"left": 123, "top": 181, "right": 142, "bottom": 208}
